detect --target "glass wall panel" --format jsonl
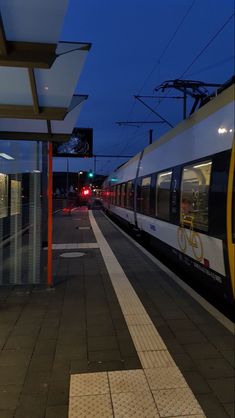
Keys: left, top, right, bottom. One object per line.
{"left": 0, "top": 140, "right": 42, "bottom": 285}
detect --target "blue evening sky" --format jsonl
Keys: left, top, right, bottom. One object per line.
{"left": 53, "top": 0, "right": 235, "bottom": 175}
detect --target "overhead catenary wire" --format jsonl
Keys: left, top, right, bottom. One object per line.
{"left": 186, "top": 55, "right": 235, "bottom": 77}
{"left": 120, "top": 11, "right": 235, "bottom": 156}
{"left": 116, "top": 0, "right": 197, "bottom": 158}
{"left": 137, "top": 0, "right": 197, "bottom": 95}
{"left": 180, "top": 12, "right": 235, "bottom": 78}
{"left": 114, "top": 0, "right": 197, "bottom": 159}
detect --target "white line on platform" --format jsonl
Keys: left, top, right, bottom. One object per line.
{"left": 102, "top": 211, "right": 235, "bottom": 335}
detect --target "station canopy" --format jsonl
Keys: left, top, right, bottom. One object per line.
{"left": 0, "top": 0, "right": 91, "bottom": 142}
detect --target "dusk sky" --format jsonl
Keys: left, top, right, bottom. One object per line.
{"left": 53, "top": 0, "right": 235, "bottom": 175}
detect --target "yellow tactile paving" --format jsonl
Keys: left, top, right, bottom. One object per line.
{"left": 152, "top": 387, "right": 205, "bottom": 417}
{"left": 138, "top": 350, "right": 175, "bottom": 369}
{"left": 108, "top": 369, "right": 148, "bottom": 394}
{"left": 111, "top": 391, "right": 160, "bottom": 418}
{"left": 69, "top": 394, "right": 113, "bottom": 418}
{"left": 144, "top": 366, "right": 187, "bottom": 390}
{"left": 70, "top": 372, "right": 109, "bottom": 397}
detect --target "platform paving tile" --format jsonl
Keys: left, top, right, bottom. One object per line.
{"left": 0, "top": 384, "right": 22, "bottom": 409}
{"left": 183, "top": 342, "right": 222, "bottom": 360}
{"left": 221, "top": 350, "right": 235, "bottom": 367}
{"left": 169, "top": 329, "right": 208, "bottom": 345}
{"left": 206, "top": 377, "right": 235, "bottom": 403}
{"left": 88, "top": 349, "right": 123, "bottom": 362}
{"left": 152, "top": 387, "right": 204, "bottom": 417}
{"left": 111, "top": 391, "right": 160, "bottom": 418}
{"left": 47, "top": 377, "right": 70, "bottom": 406}
{"left": 183, "top": 371, "right": 211, "bottom": 394}
{"left": 193, "top": 358, "right": 234, "bottom": 379}
{"left": 0, "top": 410, "right": 15, "bottom": 418}
{"left": 0, "top": 365, "right": 27, "bottom": 386}
{"left": 0, "top": 349, "right": 32, "bottom": 367}
{"left": 45, "top": 405, "right": 68, "bottom": 418}
{"left": 13, "top": 393, "right": 47, "bottom": 418}
{"left": 170, "top": 351, "right": 197, "bottom": 372}
{"left": 211, "top": 335, "right": 235, "bottom": 351}
{"left": 145, "top": 366, "right": 188, "bottom": 390}
{"left": 22, "top": 371, "right": 51, "bottom": 395}
{"left": 223, "top": 402, "right": 235, "bottom": 418}
{"left": 88, "top": 335, "right": 120, "bottom": 351}
{"left": 69, "top": 394, "right": 113, "bottom": 418}
{"left": 197, "top": 393, "right": 231, "bottom": 418}
{"left": 138, "top": 350, "right": 175, "bottom": 368}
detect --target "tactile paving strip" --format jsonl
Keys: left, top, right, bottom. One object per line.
{"left": 128, "top": 324, "right": 167, "bottom": 351}
{"left": 108, "top": 369, "right": 149, "bottom": 394}
{"left": 69, "top": 394, "right": 113, "bottom": 418}
{"left": 144, "top": 366, "right": 187, "bottom": 390}
{"left": 138, "top": 350, "right": 175, "bottom": 369}
{"left": 70, "top": 372, "right": 109, "bottom": 397}
{"left": 125, "top": 313, "right": 153, "bottom": 326}
{"left": 112, "top": 391, "right": 160, "bottom": 418}
{"left": 152, "top": 387, "right": 204, "bottom": 417}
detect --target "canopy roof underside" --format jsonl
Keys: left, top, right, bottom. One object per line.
{"left": 0, "top": 0, "right": 91, "bottom": 142}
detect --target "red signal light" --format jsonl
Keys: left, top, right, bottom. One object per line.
{"left": 81, "top": 187, "right": 91, "bottom": 197}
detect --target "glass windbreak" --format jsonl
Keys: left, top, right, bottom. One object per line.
{"left": 180, "top": 160, "right": 212, "bottom": 231}
{"left": 0, "top": 141, "right": 42, "bottom": 285}
{"left": 156, "top": 171, "right": 172, "bottom": 221}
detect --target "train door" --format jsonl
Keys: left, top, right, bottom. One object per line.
{"left": 170, "top": 166, "right": 181, "bottom": 225}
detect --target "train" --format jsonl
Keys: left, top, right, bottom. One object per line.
{"left": 102, "top": 77, "right": 235, "bottom": 307}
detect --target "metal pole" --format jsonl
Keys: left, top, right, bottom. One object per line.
{"left": 47, "top": 142, "right": 53, "bottom": 287}
{"left": 94, "top": 155, "right": 96, "bottom": 175}
{"left": 183, "top": 87, "right": 187, "bottom": 119}
{"left": 66, "top": 157, "right": 69, "bottom": 207}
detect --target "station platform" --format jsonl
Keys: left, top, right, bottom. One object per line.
{"left": 0, "top": 208, "right": 234, "bottom": 418}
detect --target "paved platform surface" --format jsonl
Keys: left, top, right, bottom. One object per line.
{"left": 0, "top": 207, "right": 234, "bottom": 418}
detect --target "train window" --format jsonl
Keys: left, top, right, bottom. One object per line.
{"left": 140, "top": 176, "right": 151, "bottom": 214}
{"left": 181, "top": 160, "right": 212, "bottom": 231}
{"left": 111, "top": 186, "right": 114, "bottom": 204}
{"left": 111, "top": 186, "right": 115, "bottom": 205}
{"left": 120, "top": 183, "right": 126, "bottom": 207}
{"left": 109, "top": 187, "right": 112, "bottom": 204}
{"left": 126, "top": 181, "right": 134, "bottom": 210}
{"left": 116, "top": 184, "right": 121, "bottom": 206}
{"left": 156, "top": 171, "right": 172, "bottom": 221}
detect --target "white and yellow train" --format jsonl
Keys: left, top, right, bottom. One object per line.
{"left": 102, "top": 77, "right": 235, "bottom": 306}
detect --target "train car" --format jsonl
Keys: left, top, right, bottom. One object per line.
{"left": 102, "top": 77, "right": 235, "bottom": 305}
